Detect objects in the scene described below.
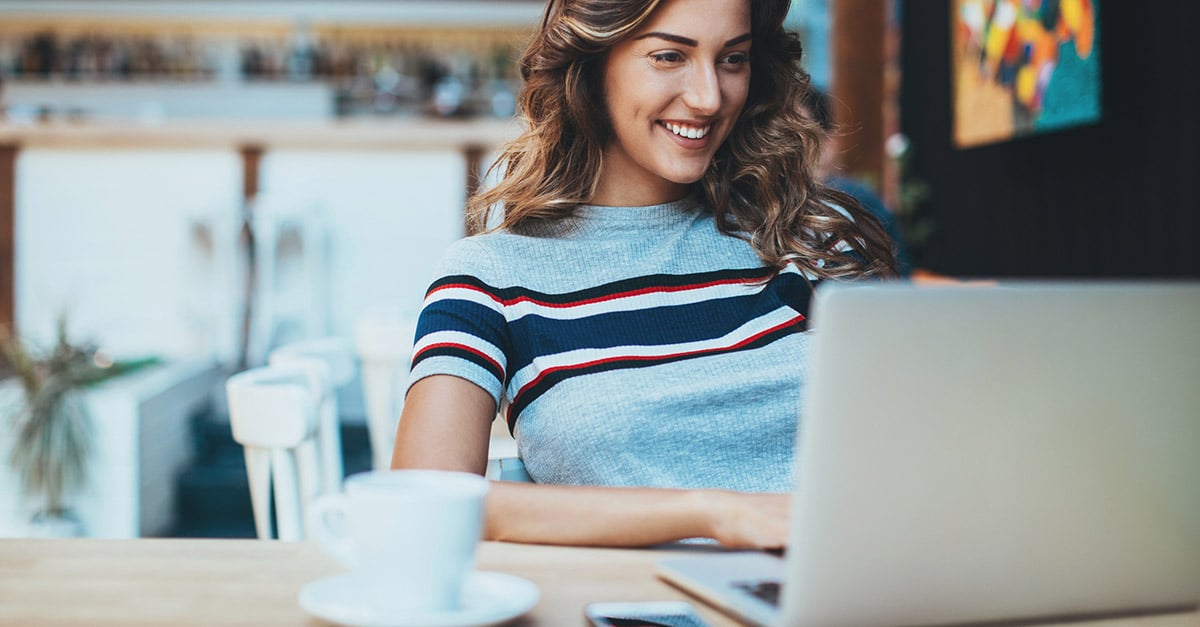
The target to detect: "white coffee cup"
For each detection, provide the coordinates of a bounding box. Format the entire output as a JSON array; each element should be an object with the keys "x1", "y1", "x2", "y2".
[{"x1": 307, "y1": 469, "x2": 489, "y2": 613}]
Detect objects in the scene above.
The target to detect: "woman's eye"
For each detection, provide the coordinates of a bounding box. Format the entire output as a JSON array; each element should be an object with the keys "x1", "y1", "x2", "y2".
[
  {"x1": 650, "y1": 51, "x2": 685, "y2": 64},
  {"x1": 721, "y1": 52, "x2": 751, "y2": 66}
]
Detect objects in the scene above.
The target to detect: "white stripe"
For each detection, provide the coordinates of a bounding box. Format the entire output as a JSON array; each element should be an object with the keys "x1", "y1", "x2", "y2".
[
  {"x1": 507, "y1": 305, "x2": 802, "y2": 395},
  {"x1": 424, "y1": 286, "x2": 505, "y2": 312},
  {"x1": 428, "y1": 277, "x2": 777, "y2": 321},
  {"x1": 413, "y1": 330, "x2": 506, "y2": 369}
]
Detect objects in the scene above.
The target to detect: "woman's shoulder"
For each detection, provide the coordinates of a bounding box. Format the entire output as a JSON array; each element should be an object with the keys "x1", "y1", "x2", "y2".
[
  {"x1": 449, "y1": 227, "x2": 560, "y2": 260},
  {"x1": 431, "y1": 234, "x2": 503, "y2": 283},
  {"x1": 433, "y1": 227, "x2": 560, "y2": 286}
]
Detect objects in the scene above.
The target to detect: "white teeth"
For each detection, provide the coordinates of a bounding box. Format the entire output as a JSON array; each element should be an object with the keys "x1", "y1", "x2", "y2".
[{"x1": 665, "y1": 122, "x2": 710, "y2": 139}]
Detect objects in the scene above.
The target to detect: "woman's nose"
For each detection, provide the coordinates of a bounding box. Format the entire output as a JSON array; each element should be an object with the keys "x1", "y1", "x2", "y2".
[{"x1": 682, "y1": 63, "x2": 721, "y2": 115}]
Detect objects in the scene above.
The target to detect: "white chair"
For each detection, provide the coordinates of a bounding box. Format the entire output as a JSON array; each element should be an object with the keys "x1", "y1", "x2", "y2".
[
  {"x1": 485, "y1": 457, "x2": 533, "y2": 482},
  {"x1": 186, "y1": 205, "x2": 252, "y2": 369},
  {"x1": 268, "y1": 338, "x2": 354, "y2": 495},
  {"x1": 246, "y1": 194, "x2": 331, "y2": 367},
  {"x1": 188, "y1": 194, "x2": 330, "y2": 371},
  {"x1": 354, "y1": 313, "x2": 418, "y2": 470},
  {"x1": 226, "y1": 363, "x2": 328, "y2": 541}
]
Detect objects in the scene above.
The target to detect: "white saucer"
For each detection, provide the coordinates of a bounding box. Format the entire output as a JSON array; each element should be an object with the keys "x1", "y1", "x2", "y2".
[{"x1": 299, "y1": 570, "x2": 539, "y2": 627}]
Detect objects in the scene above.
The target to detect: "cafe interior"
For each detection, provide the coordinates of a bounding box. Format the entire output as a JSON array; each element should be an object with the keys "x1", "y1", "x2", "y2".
[{"x1": 0, "y1": 1, "x2": 1197, "y2": 626}]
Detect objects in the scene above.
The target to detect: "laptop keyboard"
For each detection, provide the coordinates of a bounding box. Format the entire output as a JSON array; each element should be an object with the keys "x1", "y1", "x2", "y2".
[{"x1": 732, "y1": 579, "x2": 782, "y2": 607}]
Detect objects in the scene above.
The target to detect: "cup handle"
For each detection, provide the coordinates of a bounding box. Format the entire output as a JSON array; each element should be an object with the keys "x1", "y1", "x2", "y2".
[{"x1": 306, "y1": 494, "x2": 355, "y2": 569}]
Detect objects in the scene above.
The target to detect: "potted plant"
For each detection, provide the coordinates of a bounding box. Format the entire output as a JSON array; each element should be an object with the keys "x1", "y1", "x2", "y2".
[{"x1": 1, "y1": 318, "x2": 156, "y2": 536}]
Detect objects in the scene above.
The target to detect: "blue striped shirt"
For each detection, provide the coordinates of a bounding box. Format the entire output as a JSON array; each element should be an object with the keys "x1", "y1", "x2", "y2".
[{"x1": 408, "y1": 197, "x2": 822, "y2": 491}]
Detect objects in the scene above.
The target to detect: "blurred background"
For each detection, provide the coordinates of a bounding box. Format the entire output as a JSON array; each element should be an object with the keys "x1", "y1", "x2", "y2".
[{"x1": 0, "y1": 1, "x2": 1195, "y2": 539}]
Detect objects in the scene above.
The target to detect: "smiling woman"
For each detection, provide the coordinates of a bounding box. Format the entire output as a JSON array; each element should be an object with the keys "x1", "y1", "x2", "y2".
[{"x1": 391, "y1": 0, "x2": 897, "y2": 549}]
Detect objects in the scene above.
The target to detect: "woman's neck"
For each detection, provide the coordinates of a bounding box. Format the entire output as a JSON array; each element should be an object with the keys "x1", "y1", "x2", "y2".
[{"x1": 590, "y1": 169, "x2": 692, "y2": 207}]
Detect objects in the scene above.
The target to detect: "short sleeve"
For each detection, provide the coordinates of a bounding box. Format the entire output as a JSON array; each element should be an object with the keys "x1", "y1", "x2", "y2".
[{"x1": 407, "y1": 238, "x2": 510, "y2": 407}]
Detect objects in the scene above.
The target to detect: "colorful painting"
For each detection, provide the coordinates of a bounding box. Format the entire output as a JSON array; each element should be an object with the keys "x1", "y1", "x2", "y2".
[{"x1": 952, "y1": 0, "x2": 1101, "y2": 148}]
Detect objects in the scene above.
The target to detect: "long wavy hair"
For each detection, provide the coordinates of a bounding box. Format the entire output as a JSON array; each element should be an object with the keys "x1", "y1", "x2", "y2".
[{"x1": 469, "y1": 0, "x2": 897, "y2": 278}]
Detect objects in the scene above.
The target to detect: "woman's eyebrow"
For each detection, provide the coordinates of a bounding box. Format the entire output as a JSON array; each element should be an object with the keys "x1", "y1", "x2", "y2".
[
  {"x1": 632, "y1": 32, "x2": 752, "y2": 47},
  {"x1": 724, "y1": 33, "x2": 752, "y2": 47}
]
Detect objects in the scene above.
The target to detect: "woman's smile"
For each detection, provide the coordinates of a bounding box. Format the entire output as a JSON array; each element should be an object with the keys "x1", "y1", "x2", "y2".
[
  {"x1": 659, "y1": 120, "x2": 713, "y2": 141},
  {"x1": 658, "y1": 119, "x2": 717, "y2": 151}
]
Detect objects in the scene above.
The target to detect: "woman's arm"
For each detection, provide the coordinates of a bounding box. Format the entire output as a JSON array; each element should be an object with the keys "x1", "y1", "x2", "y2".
[{"x1": 391, "y1": 375, "x2": 790, "y2": 548}]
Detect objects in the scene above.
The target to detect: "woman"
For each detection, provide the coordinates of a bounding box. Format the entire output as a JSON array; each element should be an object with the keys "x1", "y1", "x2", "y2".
[{"x1": 392, "y1": 0, "x2": 896, "y2": 548}]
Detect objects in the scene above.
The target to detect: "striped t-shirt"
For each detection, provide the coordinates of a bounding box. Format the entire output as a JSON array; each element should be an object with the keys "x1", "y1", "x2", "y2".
[{"x1": 408, "y1": 197, "x2": 822, "y2": 492}]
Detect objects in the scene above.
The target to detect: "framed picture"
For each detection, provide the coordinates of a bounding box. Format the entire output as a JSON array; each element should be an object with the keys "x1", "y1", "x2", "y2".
[{"x1": 952, "y1": 0, "x2": 1101, "y2": 148}]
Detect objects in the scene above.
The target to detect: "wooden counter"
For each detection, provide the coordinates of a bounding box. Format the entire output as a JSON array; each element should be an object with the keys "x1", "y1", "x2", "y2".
[{"x1": 1, "y1": 538, "x2": 1197, "y2": 626}]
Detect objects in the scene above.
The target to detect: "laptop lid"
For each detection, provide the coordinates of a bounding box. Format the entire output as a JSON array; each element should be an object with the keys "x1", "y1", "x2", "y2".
[{"x1": 781, "y1": 282, "x2": 1200, "y2": 626}]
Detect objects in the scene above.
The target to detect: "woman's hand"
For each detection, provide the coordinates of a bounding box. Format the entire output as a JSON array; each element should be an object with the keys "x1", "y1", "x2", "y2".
[{"x1": 698, "y1": 490, "x2": 791, "y2": 549}]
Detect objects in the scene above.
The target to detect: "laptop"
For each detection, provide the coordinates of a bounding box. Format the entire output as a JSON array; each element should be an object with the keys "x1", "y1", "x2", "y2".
[{"x1": 658, "y1": 282, "x2": 1200, "y2": 627}]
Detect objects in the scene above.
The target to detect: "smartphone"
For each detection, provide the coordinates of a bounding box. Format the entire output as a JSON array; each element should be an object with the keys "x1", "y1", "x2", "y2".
[{"x1": 584, "y1": 601, "x2": 713, "y2": 627}]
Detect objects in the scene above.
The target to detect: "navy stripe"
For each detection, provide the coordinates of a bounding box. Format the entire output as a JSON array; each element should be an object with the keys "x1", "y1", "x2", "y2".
[
  {"x1": 504, "y1": 320, "x2": 804, "y2": 431},
  {"x1": 426, "y1": 267, "x2": 777, "y2": 304},
  {"x1": 411, "y1": 346, "x2": 505, "y2": 385},
  {"x1": 415, "y1": 300, "x2": 512, "y2": 358},
  {"x1": 504, "y1": 273, "x2": 817, "y2": 374}
]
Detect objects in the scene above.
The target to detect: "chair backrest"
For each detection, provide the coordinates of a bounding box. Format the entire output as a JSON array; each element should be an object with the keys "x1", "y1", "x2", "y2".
[
  {"x1": 269, "y1": 337, "x2": 355, "y2": 387},
  {"x1": 269, "y1": 338, "x2": 354, "y2": 493},
  {"x1": 225, "y1": 364, "x2": 325, "y2": 541},
  {"x1": 485, "y1": 457, "x2": 533, "y2": 483},
  {"x1": 245, "y1": 195, "x2": 331, "y2": 367},
  {"x1": 354, "y1": 314, "x2": 418, "y2": 470}
]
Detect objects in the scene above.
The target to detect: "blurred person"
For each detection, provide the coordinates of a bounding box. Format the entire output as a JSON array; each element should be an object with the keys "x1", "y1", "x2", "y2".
[
  {"x1": 803, "y1": 87, "x2": 913, "y2": 275},
  {"x1": 392, "y1": 0, "x2": 896, "y2": 548}
]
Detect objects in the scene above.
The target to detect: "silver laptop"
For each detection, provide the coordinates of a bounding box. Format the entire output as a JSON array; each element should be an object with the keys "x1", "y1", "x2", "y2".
[{"x1": 658, "y1": 282, "x2": 1200, "y2": 627}]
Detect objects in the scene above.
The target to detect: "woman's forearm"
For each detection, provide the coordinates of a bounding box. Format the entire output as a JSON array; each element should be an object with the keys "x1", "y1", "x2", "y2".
[
  {"x1": 484, "y1": 481, "x2": 711, "y2": 546},
  {"x1": 484, "y1": 481, "x2": 789, "y2": 548}
]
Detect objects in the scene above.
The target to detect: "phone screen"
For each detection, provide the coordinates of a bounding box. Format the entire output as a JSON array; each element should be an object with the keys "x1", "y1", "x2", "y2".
[
  {"x1": 585, "y1": 602, "x2": 712, "y2": 627},
  {"x1": 595, "y1": 614, "x2": 700, "y2": 624},
  {"x1": 591, "y1": 618, "x2": 704, "y2": 627}
]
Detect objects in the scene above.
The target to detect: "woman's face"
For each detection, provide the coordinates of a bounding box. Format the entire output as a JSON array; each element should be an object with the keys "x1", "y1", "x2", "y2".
[{"x1": 594, "y1": 0, "x2": 752, "y2": 206}]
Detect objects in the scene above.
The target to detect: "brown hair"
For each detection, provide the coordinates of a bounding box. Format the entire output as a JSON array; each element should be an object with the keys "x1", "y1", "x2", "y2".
[{"x1": 469, "y1": 0, "x2": 897, "y2": 278}]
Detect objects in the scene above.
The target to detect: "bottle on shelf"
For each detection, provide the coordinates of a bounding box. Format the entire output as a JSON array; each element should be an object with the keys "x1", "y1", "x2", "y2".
[{"x1": 1, "y1": 26, "x2": 525, "y2": 119}]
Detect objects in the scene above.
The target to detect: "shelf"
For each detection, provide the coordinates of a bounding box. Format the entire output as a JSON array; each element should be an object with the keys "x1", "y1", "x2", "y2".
[
  {"x1": 0, "y1": 1, "x2": 545, "y2": 30},
  {"x1": 0, "y1": 116, "x2": 524, "y2": 150}
]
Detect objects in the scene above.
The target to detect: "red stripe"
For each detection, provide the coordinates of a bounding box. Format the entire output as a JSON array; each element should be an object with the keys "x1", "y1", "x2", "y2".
[
  {"x1": 414, "y1": 342, "x2": 503, "y2": 375},
  {"x1": 427, "y1": 283, "x2": 507, "y2": 306},
  {"x1": 427, "y1": 276, "x2": 768, "y2": 310},
  {"x1": 512, "y1": 315, "x2": 805, "y2": 400}
]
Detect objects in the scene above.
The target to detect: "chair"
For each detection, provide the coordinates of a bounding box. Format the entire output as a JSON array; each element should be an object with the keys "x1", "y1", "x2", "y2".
[
  {"x1": 187, "y1": 207, "x2": 246, "y2": 368},
  {"x1": 225, "y1": 363, "x2": 327, "y2": 540},
  {"x1": 187, "y1": 194, "x2": 330, "y2": 371},
  {"x1": 268, "y1": 338, "x2": 354, "y2": 495},
  {"x1": 354, "y1": 313, "x2": 418, "y2": 470},
  {"x1": 246, "y1": 194, "x2": 331, "y2": 367},
  {"x1": 486, "y1": 457, "x2": 533, "y2": 482}
]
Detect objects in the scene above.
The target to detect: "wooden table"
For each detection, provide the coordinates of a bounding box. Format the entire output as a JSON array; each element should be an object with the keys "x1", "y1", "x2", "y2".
[{"x1": 0, "y1": 539, "x2": 1196, "y2": 626}]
